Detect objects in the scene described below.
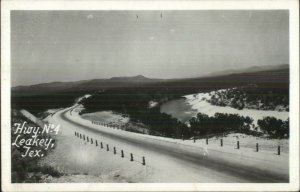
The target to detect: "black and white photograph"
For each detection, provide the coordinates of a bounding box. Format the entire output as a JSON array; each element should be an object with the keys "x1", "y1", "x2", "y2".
[{"x1": 1, "y1": 0, "x2": 299, "y2": 191}]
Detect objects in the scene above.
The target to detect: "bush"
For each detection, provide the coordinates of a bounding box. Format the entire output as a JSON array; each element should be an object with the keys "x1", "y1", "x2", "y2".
[
  {"x1": 257, "y1": 117, "x2": 289, "y2": 138},
  {"x1": 207, "y1": 84, "x2": 289, "y2": 111},
  {"x1": 189, "y1": 112, "x2": 253, "y2": 136}
]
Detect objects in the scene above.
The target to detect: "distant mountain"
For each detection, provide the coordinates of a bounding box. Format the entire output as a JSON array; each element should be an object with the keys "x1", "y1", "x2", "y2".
[
  {"x1": 12, "y1": 80, "x2": 90, "y2": 95},
  {"x1": 192, "y1": 64, "x2": 289, "y2": 78},
  {"x1": 12, "y1": 64, "x2": 289, "y2": 96},
  {"x1": 11, "y1": 75, "x2": 164, "y2": 96},
  {"x1": 64, "y1": 75, "x2": 164, "y2": 93},
  {"x1": 109, "y1": 75, "x2": 162, "y2": 82},
  {"x1": 12, "y1": 67, "x2": 289, "y2": 115}
]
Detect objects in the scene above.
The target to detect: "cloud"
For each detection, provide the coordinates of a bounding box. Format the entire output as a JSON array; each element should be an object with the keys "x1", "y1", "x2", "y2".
[{"x1": 86, "y1": 14, "x2": 94, "y2": 19}]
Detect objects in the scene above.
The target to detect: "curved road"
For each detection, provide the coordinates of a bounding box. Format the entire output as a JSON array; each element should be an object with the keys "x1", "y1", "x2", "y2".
[{"x1": 51, "y1": 105, "x2": 289, "y2": 183}]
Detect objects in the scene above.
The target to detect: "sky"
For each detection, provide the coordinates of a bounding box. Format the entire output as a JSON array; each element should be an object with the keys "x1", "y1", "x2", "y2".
[{"x1": 11, "y1": 10, "x2": 289, "y2": 86}]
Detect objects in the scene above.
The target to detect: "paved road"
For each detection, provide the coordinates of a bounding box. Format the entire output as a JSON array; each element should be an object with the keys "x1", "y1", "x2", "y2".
[{"x1": 53, "y1": 106, "x2": 289, "y2": 183}]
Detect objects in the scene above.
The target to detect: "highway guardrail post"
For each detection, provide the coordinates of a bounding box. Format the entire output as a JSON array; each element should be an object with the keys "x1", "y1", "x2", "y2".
[
  {"x1": 75, "y1": 131, "x2": 76, "y2": 136},
  {"x1": 87, "y1": 137, "x2": 89, "y2": 142},
  {"x1": 142, "y1": 156, "x2": 146, "y2": 166},
  {"x1": 256, "y1": 143, "x2": 259, "y2": 152},
  {"x1": 220, "y1": 139, "x2": 223, "y2": 147},
  {"x1": 278, "y1": 146, "x2": 280, "y2": 155},
  {"x1": 96, "y1": 140, "x2": 98, "y2": 146},
  {"x1": 80, "y1": 134, "x2": 82, "y2": 139},
  {"x1": 91, "y1": 138, "x2": 93, "y2": 144},
  {"x1": 130, "y1": 153, "x2": 134, "y2": 161},
  {"x1": 114, "y1": 147, "x2": 116, "y2": 154},
  {"x1": 101, "y1": 142, "x2": 103, "y2": 149},
  {"x1": 83, "y1": 135, "x2": 85, "y2": 141},
  {"x1": 206, "y1": 138, "x2": 208, "y2": 145},
  {"x1": 121, "y1": 150, "x2": 124, "y2": 158},
  {"x1": 237, "y1": 141, "x2": 240, "y2": 149},
  {"x1": 107, "y1": 144, "x2": 109, "y2": 151}
]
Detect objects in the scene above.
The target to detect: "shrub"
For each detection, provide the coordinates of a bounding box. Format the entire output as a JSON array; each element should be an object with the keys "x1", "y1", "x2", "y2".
[
  {"x1": 257, "y1": 117, "x2": 289, "y2": 138},
  {"x1": 189, "y1": 112, "x2": 253, "y2": 136}
]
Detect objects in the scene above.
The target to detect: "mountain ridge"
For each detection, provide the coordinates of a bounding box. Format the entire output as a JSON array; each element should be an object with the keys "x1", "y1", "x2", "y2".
[{"x1": 12, "y1": 64, "x2": 289, "y2": 96}]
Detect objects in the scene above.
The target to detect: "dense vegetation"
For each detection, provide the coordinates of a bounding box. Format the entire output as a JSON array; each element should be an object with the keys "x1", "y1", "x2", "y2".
[
  {"x1": 80, "y1": 87, "x2": 189, "y2": 138},
  {"x1": 207, "y1": 85, "x2": 289, "y2": 111},
  {"x1": 11, "y1": 110, "x2": 62, "y2": 182},
  {"x1": 258, "y1": 117, "x2": 289, "y2": 138},
  {"x1": 189, "y1": 113, "x2": 255, "y2": 137},
  {"x1": 81, "y1": 88, "x2": 289, "y2": 139},
  {"x1": 189, "y1": 113, "x2": 289, "y2": 138},
  {"x1": 11, "y1": 91, "x2": 89, "y2": 116}
]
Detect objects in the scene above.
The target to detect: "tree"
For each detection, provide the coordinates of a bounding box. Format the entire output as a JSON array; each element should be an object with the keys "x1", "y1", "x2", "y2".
[{"x1": 257, "y1": 116, "x2": 288, "y2": 138}]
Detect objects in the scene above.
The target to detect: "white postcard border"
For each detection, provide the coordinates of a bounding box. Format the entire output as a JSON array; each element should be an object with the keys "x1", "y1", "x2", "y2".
[{"x1": 1, "y1": 0, "x2": 299, "y2": 191}]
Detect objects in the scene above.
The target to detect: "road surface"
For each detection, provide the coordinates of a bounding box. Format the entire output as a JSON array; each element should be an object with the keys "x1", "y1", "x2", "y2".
[{"x1": 48, "y1": 105, "x2": 289, "y2": 183}]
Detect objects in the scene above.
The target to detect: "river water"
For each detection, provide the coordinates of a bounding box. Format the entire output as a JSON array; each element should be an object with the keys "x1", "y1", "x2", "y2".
[{"x1": 160, "y1": 98, "x2": 197, "y2": 123}]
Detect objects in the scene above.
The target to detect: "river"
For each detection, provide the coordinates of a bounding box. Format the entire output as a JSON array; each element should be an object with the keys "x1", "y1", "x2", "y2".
[{"x1": 160, "y1": 98, "x2": 197, "y2": 123}]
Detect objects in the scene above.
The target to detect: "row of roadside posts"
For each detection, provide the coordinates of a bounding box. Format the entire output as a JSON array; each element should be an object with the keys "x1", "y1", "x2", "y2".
[
  {"x1": 91, "y1": 121, "x2": 121, "y2": 129},
  {"x1": 189, "y1": 136, "x2": 281, "y2": 155},
  {"x1": 74, "y1": 131, "x2": 146, "y2": 165},
  {"x1": 92, "y1": 120, "x2": 282, "y2": 156}
]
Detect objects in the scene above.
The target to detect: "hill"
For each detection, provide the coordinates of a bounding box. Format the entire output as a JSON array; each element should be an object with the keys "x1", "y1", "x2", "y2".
[
  {"x1": 12, "y1": 75, "x2": 164, "y2": 96},
  {"x1": 191, "y1": 64, "x2": 289, "y2": 78},
  {"x1": 11, "y1": 65, "x2": 289, "y2": 116}
]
